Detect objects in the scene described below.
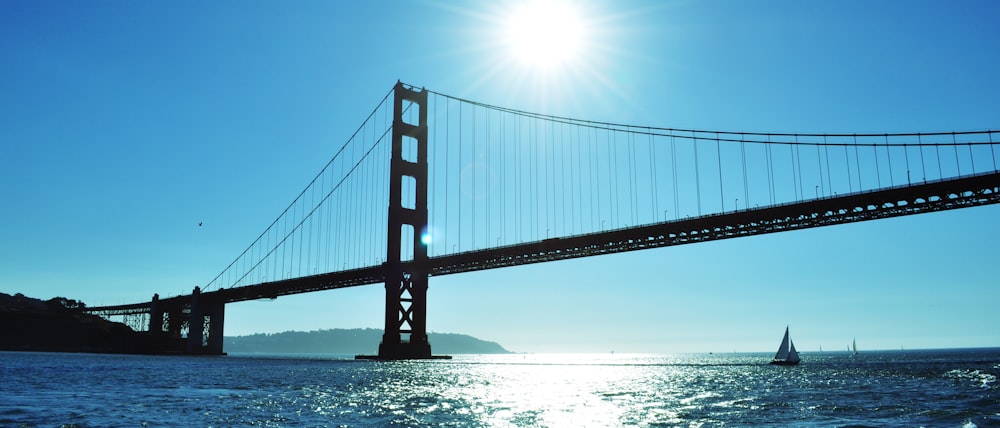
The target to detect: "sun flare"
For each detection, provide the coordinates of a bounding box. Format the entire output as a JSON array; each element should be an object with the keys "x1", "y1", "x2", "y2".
[{"x1": 504, "y1": 0, "x2": 586, "y2": 71}]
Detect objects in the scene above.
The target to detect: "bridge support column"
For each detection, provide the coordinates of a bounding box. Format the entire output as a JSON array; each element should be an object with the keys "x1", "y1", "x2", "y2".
[
  {"x1": 357, "y1": 82, "x2": 448, "y2": 360},
  {"x1": 148, "y1": 293, "x2": 163, "y2": 334},
  {"x1": 166, "y1": 307, "x2": 183, "y2": 339},
  {"x1": 187, "y1": 287, "x2": 204, "y2": 354},
  {"x1": 185, "y1": 286, "x2": 226, "y2": 355},
  {"x1": 206, "y1": 302, "x2": 225, "y2": 355},
  {"x1": 144, "y1": 293, "x2": 168, "y2": 353},
  {"x1": 151, "y1": 303, "x2": 187, "y2": 354}
]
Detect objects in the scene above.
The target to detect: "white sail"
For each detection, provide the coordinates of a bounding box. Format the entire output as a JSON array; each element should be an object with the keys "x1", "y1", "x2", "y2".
[
  {"x1": 787, "y1": 340, "x2": 800, "y2": 363},
  {"x1": 773, "y1": 326, "x2": 791, "y2": 360}
]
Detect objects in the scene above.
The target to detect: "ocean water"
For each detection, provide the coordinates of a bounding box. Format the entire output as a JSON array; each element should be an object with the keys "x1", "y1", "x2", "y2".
[{"x1": 1, "y1": 349, "x2": 997, "y2": 427}]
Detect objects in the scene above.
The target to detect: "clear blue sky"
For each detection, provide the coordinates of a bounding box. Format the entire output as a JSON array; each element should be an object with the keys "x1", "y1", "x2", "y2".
[{"x1": 2, "y1": 1, "x2": 998, "y2": 353}]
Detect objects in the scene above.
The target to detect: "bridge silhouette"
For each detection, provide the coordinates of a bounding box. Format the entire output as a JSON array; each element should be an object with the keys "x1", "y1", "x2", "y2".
[{"x1": 86, "y1": 82, "x2": 1000, "y2": 358}]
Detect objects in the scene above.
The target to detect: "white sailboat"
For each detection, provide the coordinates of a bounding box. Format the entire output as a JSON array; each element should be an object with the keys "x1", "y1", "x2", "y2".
[
  {"x1": 852, "y1": 338, "x2": 857, "y2": 356},
  {"x1": 770, "y1": 326, "x2": 801, "y2": 366}
]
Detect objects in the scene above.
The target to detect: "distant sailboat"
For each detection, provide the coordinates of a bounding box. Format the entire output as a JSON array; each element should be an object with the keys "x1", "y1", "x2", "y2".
[
  {"x1": 770, "y1": 326, "x2": 801, "y2": 366},
  {"x1": 852, "y1": 338, "x2": 858, "y2": 356}
]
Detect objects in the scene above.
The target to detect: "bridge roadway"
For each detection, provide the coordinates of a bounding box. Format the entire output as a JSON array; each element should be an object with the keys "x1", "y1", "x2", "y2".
[{"x1": 88, "y1": 170, "x2": 1000, "y2": 317}]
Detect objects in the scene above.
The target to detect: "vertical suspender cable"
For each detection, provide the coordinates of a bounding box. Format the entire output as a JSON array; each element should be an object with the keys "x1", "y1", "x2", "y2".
[
  {"x1": 589, "y1": 125, "x2": 596, "y2": 231},
  {"x1": 472, "y1": 104, "x2": 476, "y2": 248},
  {"x1": 513, "y1": 114, "x2": 519, "y2": 241},
  {"x1": 514, "y1": 115, "x2": 525, "y2": 242},
  {"x1": 796, "y1": 138, "x2": 804, "y2": 198},
  {"x1": 557, "y1": 121, "x2": 563, "y2": 235},
  {"x1": 845, "y1": 140, "x2": 853, "y2": 191},
  {"x1": 816, "y1": 140, "x2": 823, "y2": 197},
  {"x1": 445, "y1": 98, "x2": 450, "y2": 252},
  {"x1": 361, "y1": 119, "x2": 368, "y2": 264},
  {"x1": 935, "y1": 134, "x2": 943, "y2": 181},
  {"x1": 606, "y1": 128, "x2": 612, "y2": 226},
  {"x1": 873, "y1": 137, "x2": 882, "y2": 189},
  {"x1": 990, "y1": 131, "x2": 997, "y2": 172},
  {"x1": 694, "y1": 132, "x2": 702, "y2": 215},
  {"x1": 551, "y1": 119, "x2": 557, "y2": 235},
  {"x1": 431, "y1": 95, "x2": 437, "y2": 255},
  {"x1": 741, "y1": 134, "x2": 749, "y2": 209},
  {"x1": 795, "y1": 136, "x2": 803, "y2": 198},
  {"x1": 363, "y1": 118, "x2": 369, "y2": 262},
  {"x1": 885, "y1": 135, "x2": 894, "y2": 187},
  {"x1": 534, "y1": 115, "x2": 540, "y2": 238},
  {"x1": 918, "y1": 134, "x2": 927, "y2": 183},
  {"x1": 854, "y1": 135, "x2": 862, "y2": 191},
  {"x1": 563, "y1": 122, "x2": 570, "y2": 234},
  {"x1": 315, "y1": 153, "x2": 323, "y2": 269},
  {"x1": 790, "y1": 136, "x2": 799, "y2": 200},
  {"x1": 716, "y1": 132, "x2": 724, "y2": 211},
  {"x1": 500, "y1": 110, "x2": 506, "y2": 245},
  {"x1": 262, "y1": 198, "x2": 269, "y2": 281},
  {"x1": 486, "y1": 106, "x2": 492, "y2": 245},
  {"x1": 544, "y1": 118, "x2": 551, "y2": 236},
  {"x1": 767, "y1": 135, "x2": 775, "y2": 203},
  {"x1": 291, "y1": 194, "x2": 297, "y2": 275},
  {"x1": 325, "y1": 167, "x2": 332, "y2": 272},
  {"x1": 672, "y1": 134, "x2": 678, "y2": 219},
  {"x1": 343, "y1": 136, "x2": 356, "y2": 269},
  {"x1": 952, "y1": 133, "x2": 961, "y2": 176},
  {"x1": 330, "y1": 144, "x2": 343, "y2": 272},
  {"x1": 824, "y1": 137, "x2": 832, "y2": 194},
  {"x1": 578, "y1": 124, "x2": 584, "y2": 232},
  {"x1": 353, "y1": 128, "x2": 361, "y2": 265},
  {"x1": 459, "y1": 102, "x2": 463, "y2": 250},
  {"x1": 307, "y1": 170, "x2": 314, "y2": 273},
  {"x1": 967, "y1": 133, "x2": 976, "y2": 174},
  {"x1": 556, "y1": 121, "x2": 562, "y2": 235},
  {"x1": 361, "y1": 123, "x2": 368, "y2": 264},
  {"x1": 904, "y1": 141, "x2": 911, "y2": 185},
  {"x1": 608, "y1": 129, "x2": 614, "y2": 226},
  {"x1": 281, "y1": 203, "x2": 288, "y2": 277},
  {"x1": 373, "y1": 118, "x2": 380, "y2": 261},
  {"x1": 650, "y1": 129, "x2": 658, "y2": 221},
  {"x1": 630, "y1": 129, "x2": 638, "y2": 224}
]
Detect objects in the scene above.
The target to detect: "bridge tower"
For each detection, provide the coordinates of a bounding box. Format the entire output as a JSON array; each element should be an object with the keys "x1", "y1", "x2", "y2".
[{"x1": 359, "y1": 82, "x2": 447, "y2": 360}]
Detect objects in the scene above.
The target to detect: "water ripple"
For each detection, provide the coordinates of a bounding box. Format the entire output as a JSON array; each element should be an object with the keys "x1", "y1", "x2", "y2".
[{"x1": 2, "y1": 349, "x2": 998, "y2": 426}]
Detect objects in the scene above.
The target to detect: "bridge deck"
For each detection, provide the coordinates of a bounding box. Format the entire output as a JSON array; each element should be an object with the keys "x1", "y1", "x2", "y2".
[{"x1": 87, "y1": 171, "x2": 999, "y2": 316}]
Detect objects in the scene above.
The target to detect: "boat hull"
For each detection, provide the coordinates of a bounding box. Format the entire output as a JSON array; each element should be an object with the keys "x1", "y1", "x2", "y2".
[{"x1": 769, "y1": 359, "x2": 800, "y2": 366}]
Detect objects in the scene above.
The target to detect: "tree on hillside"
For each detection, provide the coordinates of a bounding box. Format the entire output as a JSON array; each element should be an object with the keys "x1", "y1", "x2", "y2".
[{"x1": 47, "y1": 297, "x2": 86, "y2": 311}]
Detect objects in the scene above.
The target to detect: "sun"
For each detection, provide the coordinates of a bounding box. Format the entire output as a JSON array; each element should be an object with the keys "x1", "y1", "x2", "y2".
[{"x1": 503, "y1": 0, "x2": 586, "y2": 71}]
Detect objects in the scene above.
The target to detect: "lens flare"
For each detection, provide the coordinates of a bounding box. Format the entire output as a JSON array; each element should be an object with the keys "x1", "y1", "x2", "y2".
[{"x1": 504, "y1": 0, "x2": 585, "y2": 70}]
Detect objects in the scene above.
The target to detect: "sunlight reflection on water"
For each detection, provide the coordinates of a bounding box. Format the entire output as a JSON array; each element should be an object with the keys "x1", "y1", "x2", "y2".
[{"x1": 1, "y1": 350, "x2": 998, "y2": 426}]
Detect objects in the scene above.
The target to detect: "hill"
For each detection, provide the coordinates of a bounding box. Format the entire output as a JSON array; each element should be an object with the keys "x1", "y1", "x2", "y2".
[
  {"x1": 0, "y1": 292, "x2": 141, "y2": 353},
  {"x1": 225, "y1": 328, "x2": 512, "y2": 355}
]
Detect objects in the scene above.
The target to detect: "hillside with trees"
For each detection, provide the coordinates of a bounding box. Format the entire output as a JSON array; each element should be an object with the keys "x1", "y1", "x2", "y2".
[
  {"x1": 226, "y1": 328, "x2": 512, "y2": 355},
  {"x1": 0, "y1": 292, "x2": 140, "y2": 353}
]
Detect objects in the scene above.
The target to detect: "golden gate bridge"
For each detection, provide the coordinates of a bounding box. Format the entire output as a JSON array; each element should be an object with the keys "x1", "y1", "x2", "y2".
[{"x1": 86, "y1": 82, "x2": 1000, "y2": 358}]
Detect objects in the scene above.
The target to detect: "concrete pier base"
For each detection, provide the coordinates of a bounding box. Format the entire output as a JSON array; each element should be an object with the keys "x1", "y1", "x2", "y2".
[{"x1": 355, "y1": 338, "x2": 451, "y2": 360}]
